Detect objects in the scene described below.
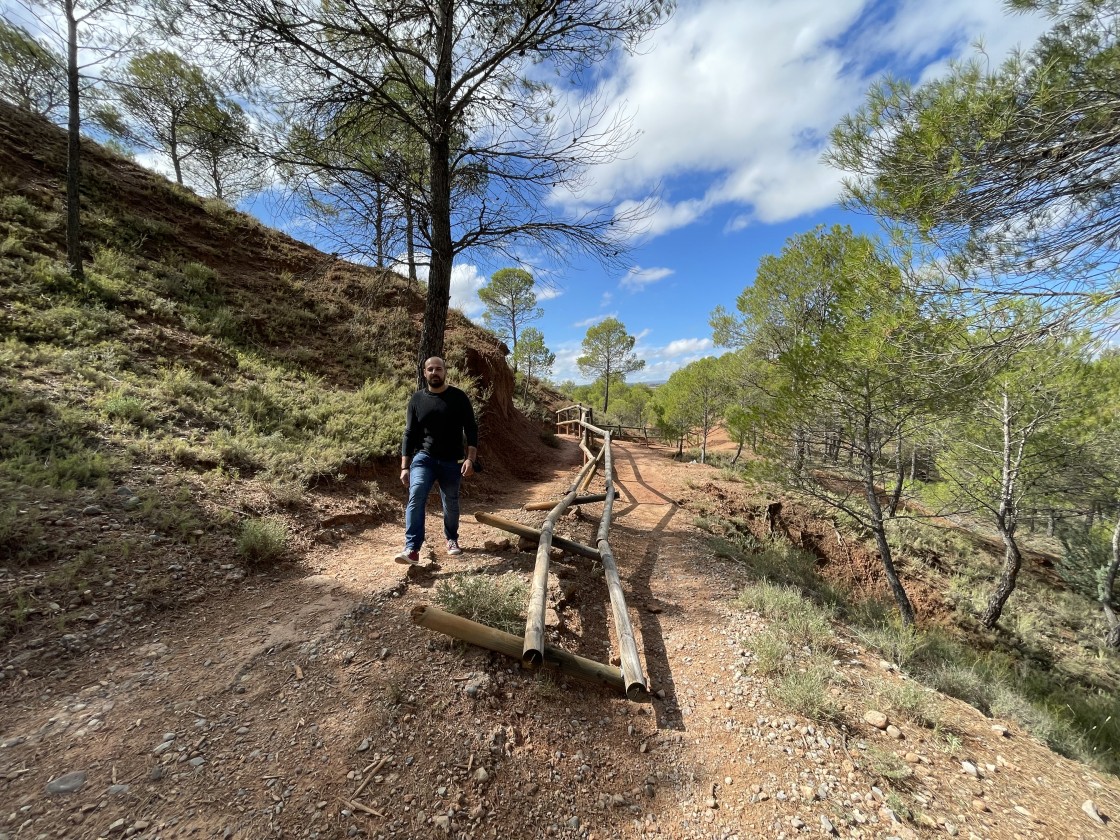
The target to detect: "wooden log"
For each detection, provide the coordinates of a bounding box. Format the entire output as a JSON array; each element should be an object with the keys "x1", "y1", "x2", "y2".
[
  {"x1": 473, "y1": 512, "x2": 601, "y2": 561},
  {"x1": 411, "y1": 605, "x2": 625, "y2": 692},
  {"x1": 523, "y1": 494, "x2": 606, "y2": 511},
  {"x1": 596, "y1": 434, "x2": 648, "y2": 701},
  {"x1": 524, "y1": 487, "x2": 578, "y2": 668}
]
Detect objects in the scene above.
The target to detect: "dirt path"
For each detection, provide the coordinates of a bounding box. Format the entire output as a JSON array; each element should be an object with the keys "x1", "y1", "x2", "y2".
[{"x1": 1, "y1": 440, "x2": 1118, "y2": 839}]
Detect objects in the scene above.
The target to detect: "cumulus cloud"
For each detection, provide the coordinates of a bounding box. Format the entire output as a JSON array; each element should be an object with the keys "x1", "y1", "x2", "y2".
[
  {"x1": 536, "y1": 285, "x2": 563, "y2": 301},
  {"x1": 573, "y1": 312, "x2": 617, "y2": 328},
  {"x1": 563, "y1": 0, "x2": 1048, "y2": 239},
  {"x1": 449, "y1": 264, "x2": 488, "y2": 318},
  {"x1": 620, "y1": 265, "x2": 674, "y2": 291}
]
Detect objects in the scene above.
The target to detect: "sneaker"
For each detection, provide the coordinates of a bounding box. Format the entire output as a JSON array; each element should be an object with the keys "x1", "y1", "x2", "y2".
[
  {"x1": 446, "y1": 539, "x2": 463, "y2": 556},
  {"x1": 393, "y1": 549, "x2": 420, "y2": 565}
]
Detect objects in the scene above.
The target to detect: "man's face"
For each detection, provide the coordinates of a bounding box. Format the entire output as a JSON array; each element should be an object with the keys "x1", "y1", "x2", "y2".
[{"x1": 424, "y1": 358, "x2": 446, "y2": 389}]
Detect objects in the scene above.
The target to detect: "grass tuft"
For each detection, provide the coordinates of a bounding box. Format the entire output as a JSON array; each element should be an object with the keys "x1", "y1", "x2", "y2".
[
  {"x1": 434, "y1": 573, "x2": 528, "y2": 636},
  {"x1": 237, "y1": 517, "x2": 288, "y2": 563}
]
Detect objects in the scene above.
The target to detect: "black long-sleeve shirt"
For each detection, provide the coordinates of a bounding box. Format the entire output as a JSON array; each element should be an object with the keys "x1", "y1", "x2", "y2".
[{"x1": 401, "y1": 386, "x2": 479, "y2": 461}]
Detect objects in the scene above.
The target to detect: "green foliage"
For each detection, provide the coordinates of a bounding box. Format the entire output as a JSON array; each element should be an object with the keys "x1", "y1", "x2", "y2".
[
  {"x1": 512, "y1": 326, "x2": 554, "y2": 393},
  {"x1": 577, "y1": 317, "x2": 645, "y2": 412},
  {"x1": 479, "y1": 267, "x2": 542, "y2": 370},
  {"x1": 654, "y1": 354, "x2": 731, "y2": 462},
  {"x1": 434, "y1": 573, "x2": 528, "y2": 635},
  {"x1": 0, "y1": 19, "x2": 65, "y2": 119},
  {"x1": 772, "y1": 665, "x2": 838, "y2": 722},
  {"x1": 237, "y1": 517, "x2": 288, "y2": 563}
]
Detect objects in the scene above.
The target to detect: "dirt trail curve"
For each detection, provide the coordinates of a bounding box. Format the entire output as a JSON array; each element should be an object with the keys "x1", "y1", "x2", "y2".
[{"x1": 1, "y1": 439, "x2": 1117, "y2": 840}]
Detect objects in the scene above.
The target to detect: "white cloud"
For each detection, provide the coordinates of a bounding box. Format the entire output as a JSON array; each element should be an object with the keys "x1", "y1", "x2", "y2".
[
  {"x1": 600, "y1": 291, "x2": 614, "y2": 306},
  {"x1": 536, "y1": 285, "x2": 563, "y2": 301},
  {"x1": 449, "y1": 263, "x2": 488, "y2": 318},
  {"x1": 662, "y1": 337, "x2": 713, "y2": 357},
  {"x1": 573, "y1": 312, "x2": 617, "y2": 328},
  {"x1": 620, "y1": 265, "x2": 674, "y2": 291},
  {"x1": 560, "y1": 0, "x2": 1048, "y2": 239}
]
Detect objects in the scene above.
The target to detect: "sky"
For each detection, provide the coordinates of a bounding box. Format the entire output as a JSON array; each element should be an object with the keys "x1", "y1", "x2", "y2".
[
  {"x1": 3, "y1": 0, "x2": 1050, "y2": 384},
  {"x1": 439, "y1": 0, "x2": 1049, "y2": 384}
]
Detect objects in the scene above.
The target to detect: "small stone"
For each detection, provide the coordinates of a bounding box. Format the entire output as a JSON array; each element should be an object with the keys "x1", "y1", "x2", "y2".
[
  {"x1": 433, "y1": 815, "x2": 451, "y2": 833},
  {"x1": 961, "y1": 760, "x2": 979, "y2": 777},
  {"x1": 45, "y1": 771, "x2": 88, "y2": 794},
  {"x1": 820, "y1": 815, "x2": 836, "y2": 835},
  {"x1": 1014, "y1": 805, "x2": 1030, "y2": 817},
  {"x1": 863, "y1": 710, "x2": 888, "y2": 730},
  {"x1": 356, "y1": 738, "x2": 371, "y2": 753},
  {"x1": 705, "y1": 797, "x2": 718, "y2": 809},
  {"x1": 885, "y1": 725, "x2": 903, "y2": 739},
  {"x1": 473, "y1": 767, "x2": 490, "y2": 783},
  {"x1": 107, "y1": 784, "x2": 130, "y2": 796},
  {"x1": 971, "y1": 799, "x2": 989, "y2": 813},
  {"x1": 945, "y1": 823, "x2": 959, "y2": 836},
  {"x1": 567, "y1": 817, "x2": 580, "y2": 830},
  {"x1": 991, "y1": 724, "x2": 1009, "y2": 737},
  {"x1": 789, "y1": 816, "x2": 805, "y2": 830},
  {"x1": 148, "y1": 766, "x2": 164, "y2": 781},
  {"x1": 108, "y1": 818, "x2": 126, "y2": 832},
  {"x1": 82, "y1": 505, "x2": 103, "y2": 516},
  {"x1": 1082, "y1": 800, "x2": 1105, "y2": 824}
]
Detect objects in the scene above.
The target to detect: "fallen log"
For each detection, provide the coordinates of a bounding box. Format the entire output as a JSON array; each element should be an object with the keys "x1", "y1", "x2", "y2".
[
  {"x1": 523, "y1": 494, "x2": 607, "y2": 511},
  {"x1": 410, "y1": 607, "x2": 626, "y2": 693},
  {"x1": 474, "y1": 512, "x2": 600, "y2": 561}
]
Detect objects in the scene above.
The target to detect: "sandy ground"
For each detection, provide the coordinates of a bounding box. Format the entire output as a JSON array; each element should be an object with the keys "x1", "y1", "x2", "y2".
[{"x1": 1, "y1": 438, "x2": 1118, "y2": 840}]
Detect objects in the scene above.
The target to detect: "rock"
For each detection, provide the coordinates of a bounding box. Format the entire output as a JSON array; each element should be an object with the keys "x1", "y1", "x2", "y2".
[
  {"x1": 148, "y1": 766, "x2": 164, "y2": 781},
  {"x1": 107, "y1": 784, "x2": 130, "y2": 796},
  {"x1": 82, "y1": 505, "x2": 103, "y2": 516},
  {"x1": 517, "y1": 536, "x2": 536, "y2": 552},
  {"x1": 971, "y1": 798, "x2": 989, "y2": 813},
  {"x1": 483, "y1": 539, "x2": 511, "y2": 552},
  {"x1": 473, "y1": 767, "x2": 490, "y2": 783},
  {"x1": 886, "y1": 725, "x2": 903, "y2": 739},
  {"x1": 567, "y1": 816, "x2": 580, "y2": 830},
  {"x1": 991, "y1": 724, "x2": 1009, "y2": 737},
  {"x1": 433, "y1": 815, "x2": 451, "y2": 833},
  {"x1": 961, "y1": 761, "x2": 979, "y2": 778},
  {"x1": 45, "y1": 770, "x2": 88, "y2": 794},
  {"x1": 1082, "y1": 800, "x2": 1105, "y2": 824},
  {"x1": 820, "y1": 815, "x2": 836, "y2": 835},
  {"x1": 863, "y1": 710, "x2": 889, "y2": 730},
  {"x1": 356, "y1": 738, "x2": 371, "y2": 753},
  {"x1": 464, "y1": 672, "x2": 491, "y2": 698},
  {"x1": 1014, "y1": 805, "x2": 1031, "y2": 818},
  {"x1": 789, "y1": 816, "x2": 805, "y2": 830}
]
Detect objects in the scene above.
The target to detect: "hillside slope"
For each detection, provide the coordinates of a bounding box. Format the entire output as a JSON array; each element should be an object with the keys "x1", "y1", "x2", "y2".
[{"x1": 0, "y1": 100, "x2": 554, "y2": 665}]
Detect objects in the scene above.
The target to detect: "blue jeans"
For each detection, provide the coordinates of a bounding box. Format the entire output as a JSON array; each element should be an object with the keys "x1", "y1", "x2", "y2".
[{"x1": 404, "y1": 452, "x2": 462, "y2": 551}]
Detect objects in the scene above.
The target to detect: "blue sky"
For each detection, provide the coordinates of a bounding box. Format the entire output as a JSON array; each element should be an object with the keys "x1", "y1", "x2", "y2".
[
  {"x1": 438, "y1": 0, "x2": 1049, "y2": 383},
  {"x1": 5, "y1": 0, "x2": 1049, "y2": 383}
]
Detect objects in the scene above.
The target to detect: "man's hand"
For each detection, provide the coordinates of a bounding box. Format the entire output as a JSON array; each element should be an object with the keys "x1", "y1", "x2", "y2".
[
  {"x1": 461, "y1": 458, "x2": 475, "y2": 478},
  {"x1": 399, "y1": 468, "x2": 409, "y2": 487}
]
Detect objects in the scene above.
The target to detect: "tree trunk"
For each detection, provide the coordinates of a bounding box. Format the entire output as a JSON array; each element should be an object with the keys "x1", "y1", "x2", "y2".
[
  {"x1": 861, "y1": 417, "x2": 914, "y2": 627},
  {"x1": 1101, "y1": 510, "x2": 1120, "y2": 648},
  {"x1": 732, "y1": 440, "x2": 742, "y2": 464},
  {"x1": 886, "y1": 429, "x2": 904, "y2": 519},
  {"x1": 981, "y1": 528, "x2": 1024, "y2": 629},
  {"x1": 374, "y1": 179, "x2": 385, "y2": 268},
  {"x1": 1047, "y1": 510, "x2": 1055, "y2": 537},
  {"x1": 909, "y1": 446, "x2": 917, "y2": 481},
  {"x1": 405, "y1": 193, "x2": 417, "y2": 285},
  {"x1": 170, "y1": 128, "x2": 183, "y2": 185},
  {"x1": 65, "y1": 0, "x2": 83, "y2": 281},
  {"x1": 417, "y1": 0, "x2": 455, "y2": 385}
]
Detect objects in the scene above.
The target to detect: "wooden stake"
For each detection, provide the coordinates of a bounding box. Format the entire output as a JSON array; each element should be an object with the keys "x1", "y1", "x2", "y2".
[{"x1": 410, "y1": 606, "x2": 625, "y2": 693}]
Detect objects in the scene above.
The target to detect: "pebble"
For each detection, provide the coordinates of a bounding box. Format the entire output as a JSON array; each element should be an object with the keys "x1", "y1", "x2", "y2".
[
  {"x1": 45, "y1": 770, "x2": 87, "y2": 795},
  {"x1": 820, "y1": 815, "x2": 836, "y2": 835},
  {"x1": 433, "y1": 815, "x2": 450, "y2": 833},
  {"x1": 885, "y1": 725, "x2": 903, "y2": 739},
  {"x1": 863, "y1": 710, "x2": 888, "y2": 730},
  {"x1": 961, "y1": 761, "x2": 979, "y2": 778},
  {"x1": 357, "y1": 738, "x2": 371, "y2": 753},
  {"x1": 1082, "y1": 800, "x2": 1105, "y2": 824}
]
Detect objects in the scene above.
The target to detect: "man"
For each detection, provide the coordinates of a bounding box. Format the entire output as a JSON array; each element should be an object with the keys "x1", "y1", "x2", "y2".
[{"x1": 395, "y1": 357, "x2": 478, "y2": 564}]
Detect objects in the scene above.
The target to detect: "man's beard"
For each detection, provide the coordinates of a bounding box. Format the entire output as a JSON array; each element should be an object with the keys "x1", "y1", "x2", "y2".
[{"x1": 427, "y1": 375, "x2": 444, "y2": 388}]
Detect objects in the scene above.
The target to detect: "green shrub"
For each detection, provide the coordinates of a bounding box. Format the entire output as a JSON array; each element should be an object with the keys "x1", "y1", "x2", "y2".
[
  {"x1": 772, "y1": 664, "x2": 837, "y2": 722},
  {"x1": 237, "y1": 517, "x2": 288, "y2": 563},
  {"x1": 101, "y1": 391, "x2": 151, "y2": 426},
  {"x1": 434, "y1": 573, "x2": 528, "y2": 635}
]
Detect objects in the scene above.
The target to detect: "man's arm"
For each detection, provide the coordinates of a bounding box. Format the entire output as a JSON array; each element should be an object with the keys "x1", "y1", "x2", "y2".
[{"x1": 400, "y1": 394, "x2": 419, "y2": 485}]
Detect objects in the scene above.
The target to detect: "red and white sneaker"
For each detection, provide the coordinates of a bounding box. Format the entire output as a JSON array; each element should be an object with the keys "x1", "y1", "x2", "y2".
[
  {"x1": 393, "y1": 549, "x2": 420, "y2": 565},
  {"x1": 446, "y1": 539, "x2": 463, "y2": 556}
]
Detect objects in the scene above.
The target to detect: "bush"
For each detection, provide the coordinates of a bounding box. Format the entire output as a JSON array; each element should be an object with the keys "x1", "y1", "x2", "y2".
[
  {"x1": 434, "y1": 573, "x2": 527, "y2": 635},
  {"x1": 772, "y1": 664, "x2": 838, "y2": 722},
  {"x1": 237, "y1": 517, "x2": 288, "y2": 563}
]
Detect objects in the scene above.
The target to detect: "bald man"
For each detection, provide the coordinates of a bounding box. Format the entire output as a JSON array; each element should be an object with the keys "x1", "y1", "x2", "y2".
[{"x1": 395, "y1": 357, "x2": 479, "y2": 564}]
